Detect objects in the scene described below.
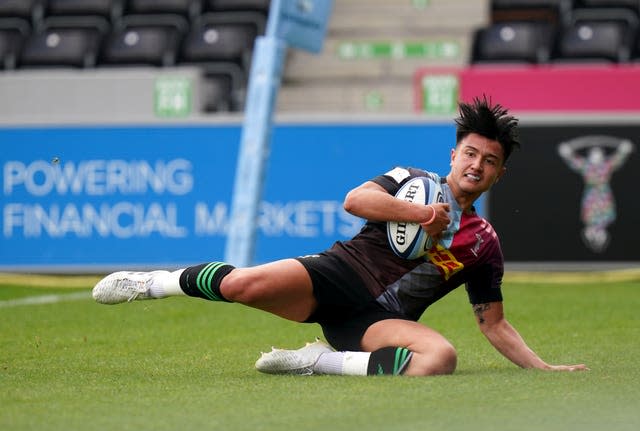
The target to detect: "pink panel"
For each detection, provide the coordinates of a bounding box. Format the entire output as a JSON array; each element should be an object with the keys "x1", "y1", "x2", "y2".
[{"x1": 415, "y1": 65, "x2": 640, "y2": 112}]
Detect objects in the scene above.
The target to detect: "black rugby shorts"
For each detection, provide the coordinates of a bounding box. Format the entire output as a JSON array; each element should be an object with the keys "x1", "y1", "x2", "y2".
[{"x1": 296, "y1": 252, "x2": 404, "y2": 351}]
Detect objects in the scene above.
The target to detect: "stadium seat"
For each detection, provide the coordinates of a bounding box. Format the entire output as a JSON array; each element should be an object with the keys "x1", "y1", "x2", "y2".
[
  {"x1": 201, "y1": 71, "x2": 235, "y2": 112},
  {"x1": 472, "y1": 21, "x2": 554, "y2": 63},
  {"x1": 180, "y1": 12, "x2": 264, "y2": 70},
  {"x1": 45, "y1": 0, "x2": 123, "y2": 21},
  {"x1": 635, "y1": 28, "x2": 640, "y2": 59},
  {"x1": 0, "y1": 18, "x2": 30, "y2": 69},
  {"x1": 491, "y1": 0, "x2": 573, "y2": 25},
  {"x1": 99, "y1": 14, "x2": 188, "y2": 66},
  {"x1": 179, "y1": 11, "x2": 259, "y2": 112},
  {"x1": 552, "y1": 8, "x2": 638, "y2": 62},
  {"x1": 0, "y1": 0, "x2": 44, "y2": 23},
  {"x1": 209, "y1": 62, "x2": 248, "y2": 111},
  {"x1": 19, "y1": 16, "x2": 108, "y2": 68},
  {"x1": 123, "y1": 0, "x2": 201, "y2": 18},
  {"x1": 575, "y1": 0, "x2": 640, "y2": 17},
  {"x1": 203, "y1": 0, "x2": 270, "y2": 14}
]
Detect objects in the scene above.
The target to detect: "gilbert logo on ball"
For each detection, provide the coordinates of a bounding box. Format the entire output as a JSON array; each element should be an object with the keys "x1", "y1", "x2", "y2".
[{"x1": 387, "y1": 177, "x2": 443, "y2": 259}]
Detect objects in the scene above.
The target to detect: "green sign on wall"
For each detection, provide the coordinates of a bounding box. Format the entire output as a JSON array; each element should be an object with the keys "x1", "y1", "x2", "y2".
[{"x1": 154, "y1": 77, "x2": 192, "y2": 118}]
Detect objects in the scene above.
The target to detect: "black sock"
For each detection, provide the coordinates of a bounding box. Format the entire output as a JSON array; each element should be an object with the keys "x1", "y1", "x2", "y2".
[
  {"x1": 179, "y1": 262, "x2": 234, "y2": 302},
  {"x1": 367, "y1": 347, "x2": 413, "y2": 375}
]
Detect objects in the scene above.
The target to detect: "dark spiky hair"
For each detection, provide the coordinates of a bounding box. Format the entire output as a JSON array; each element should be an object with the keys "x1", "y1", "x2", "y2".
[{"x1": 455, "y1": 95, "x2": 520, "y2": 162}]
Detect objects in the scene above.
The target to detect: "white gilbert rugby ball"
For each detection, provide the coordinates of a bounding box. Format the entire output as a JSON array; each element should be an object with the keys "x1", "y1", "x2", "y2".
[{"x1": 387, "y1": 177, "x2": 444, "y2": 259}]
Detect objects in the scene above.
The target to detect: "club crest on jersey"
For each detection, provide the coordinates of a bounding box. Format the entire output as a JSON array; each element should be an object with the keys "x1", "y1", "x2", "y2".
[
  {"x1": 427, "y1": 244, "x2": 464, "y2": 280},
  {"x1": 470, "y1": 233, "x2": 484, "y2": 257}
]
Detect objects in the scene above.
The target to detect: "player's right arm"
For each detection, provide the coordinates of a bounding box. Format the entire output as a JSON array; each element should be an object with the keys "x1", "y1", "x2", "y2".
[{"x1": 344, "y1": 180, "x2": 450, "y2": 232}]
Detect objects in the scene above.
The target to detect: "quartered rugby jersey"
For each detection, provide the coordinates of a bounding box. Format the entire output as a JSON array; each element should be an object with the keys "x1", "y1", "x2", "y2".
[{"x1": 328, "y1": 167, "x2": 504, "y2": 321}]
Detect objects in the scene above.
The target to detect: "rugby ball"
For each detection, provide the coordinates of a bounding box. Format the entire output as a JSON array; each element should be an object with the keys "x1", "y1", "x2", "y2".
[{"x1": 387, "y1": 177, "x2": 444, "y2": 259}]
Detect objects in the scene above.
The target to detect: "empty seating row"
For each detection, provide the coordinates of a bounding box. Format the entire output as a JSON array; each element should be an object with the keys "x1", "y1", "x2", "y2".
[
  {"x1": 1, "y1": 12, "x2": 264, "y2": 70},
  {"x1": 473, "y1": 3, "x2": 640, "y2": 63},
  {"x1": 492, "y1": 0, "x2": 640, "y2": 24},
  {"x1": 0, "y1": 2, "x2": 269, "y2": 112},
  {"x1": 0, "y1": 0, "x2": 270, "y2": 72},
  {"x1": 0, "y1": 0, "x2": 270, "y2": 23}
]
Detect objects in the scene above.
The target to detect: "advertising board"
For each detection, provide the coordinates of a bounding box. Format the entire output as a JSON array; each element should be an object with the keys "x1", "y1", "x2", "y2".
[{"x1": 1, "y1": 122, "x2": 455, "y2": 271}]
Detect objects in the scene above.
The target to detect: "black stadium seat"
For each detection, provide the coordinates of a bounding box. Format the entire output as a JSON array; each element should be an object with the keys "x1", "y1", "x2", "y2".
[
  {"x1": 472, "y1": 20, "x2": 555, "y2": 63},
  {"x1": 124, "y1": 0, "x2": 201, "y2": 18},
  {"x1": 19, "y1": 16, "x2": 108, "y2": 68},
  {"x1": 203, "y1": 0, "x2": 270, "y2": 14},
  {"x1": 181, "y1": 12, "x2": 264, "y2": 69},
  {"x1": 179, "y1": 11, "x2": 262, "y2": 112},
  {"x1": 552, "y1": 8, "x2": 638, "y2": 62},
  {"x1": 100, "y1": 15, "x2": 187, "y2": 66},
  {"x1": 635, "y1": 28, "x2": 640, "y2": 59},
  {"x1": 491, "y1": 0, "x2": 573, "y2": 25},
  {"x1": 0, "y1": 0, "x2": 44, "y2": 23},
  {"x1": 201, "y1": 70, "x2": 235, "y2": 112},
  {"x1": 576, "y1": 0, "x2": 640, "y2": 17},
  {"x1": 0, "y1": 18, "x2": 30, "y2": 69},
  {"x1": 45, "y1": 0, "x2": 122, "y2": 20}
]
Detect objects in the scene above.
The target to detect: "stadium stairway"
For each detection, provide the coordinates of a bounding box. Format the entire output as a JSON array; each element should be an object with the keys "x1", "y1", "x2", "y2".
[{"x1": 278, "y1": 0, "x2": 489, "y2": 114}]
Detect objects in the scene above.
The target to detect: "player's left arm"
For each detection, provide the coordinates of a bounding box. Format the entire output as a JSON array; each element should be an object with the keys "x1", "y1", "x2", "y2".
[{"x1": 472, "y1": 301, "x2": 588, "y2": 371}]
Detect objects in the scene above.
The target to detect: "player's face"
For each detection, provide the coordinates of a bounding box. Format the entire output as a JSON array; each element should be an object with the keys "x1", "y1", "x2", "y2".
[{"x1": 449, "y1": 133, "x2": 506, "y2": 198}]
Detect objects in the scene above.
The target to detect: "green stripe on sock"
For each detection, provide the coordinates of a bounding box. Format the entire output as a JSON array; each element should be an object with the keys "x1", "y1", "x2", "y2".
[
  {"x1": 393, "y1": 348, "x2": 402, "y2": 374},
  {"x1": 393, "y1": 348, "x2": 410, "y2": 375},
  {"x1": 195, "y1": 263, "x2": 213, "y2": 299},
  {"x1": 196, "y1": 262, "x2": 224, "y2": 301},
  {"x1": 204, "y1": 262, "x2": 223, "y2": 296}
]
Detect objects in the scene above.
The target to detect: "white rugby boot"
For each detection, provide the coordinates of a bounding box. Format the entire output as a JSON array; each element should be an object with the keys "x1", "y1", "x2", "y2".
[
  {"x1": 92, "y1": 271, "x2": 169, "y2": 304},
  {"x1": 255, "y1": 339, "x2": 335, "y2": 375}
]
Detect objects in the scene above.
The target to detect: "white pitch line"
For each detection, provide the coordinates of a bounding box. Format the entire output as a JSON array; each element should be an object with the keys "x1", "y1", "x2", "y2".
[{"x1": 0, "y1": 291, "x2": 90, "y2": 308}]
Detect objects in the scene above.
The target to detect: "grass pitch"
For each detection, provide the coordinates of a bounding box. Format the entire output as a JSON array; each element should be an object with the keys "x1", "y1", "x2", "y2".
[{"x1": 1, "y1": 274, "x2": 639, "y2": 431}]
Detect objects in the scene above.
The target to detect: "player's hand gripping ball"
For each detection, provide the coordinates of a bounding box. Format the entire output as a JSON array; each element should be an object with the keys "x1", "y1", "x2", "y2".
[{"x1": 387, "y1": 177, "x2": 444, "y2": 259}]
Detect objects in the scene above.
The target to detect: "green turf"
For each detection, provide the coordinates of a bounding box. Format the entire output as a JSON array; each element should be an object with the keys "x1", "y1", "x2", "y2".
[{"x1": 1, "y1": 280, "x2": 639, "y2": 431}]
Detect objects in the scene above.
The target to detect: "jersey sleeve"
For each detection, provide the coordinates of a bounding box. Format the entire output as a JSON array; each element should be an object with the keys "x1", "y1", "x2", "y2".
[{"x1": 464, "y1": 262, "x2": 504, "y2": 304}]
